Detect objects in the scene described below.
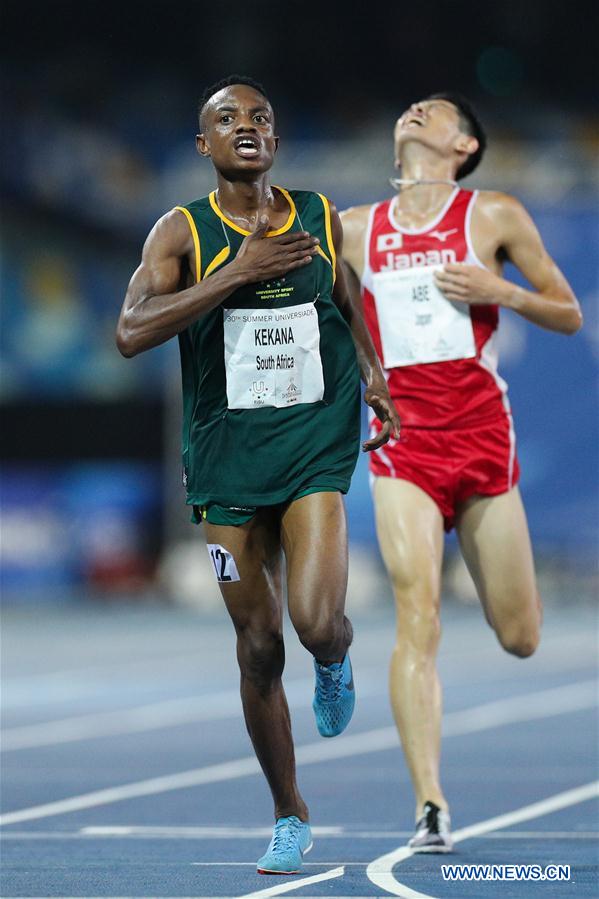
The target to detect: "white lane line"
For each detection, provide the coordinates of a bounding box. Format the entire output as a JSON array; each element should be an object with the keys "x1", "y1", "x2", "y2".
[
  {"x1": 366, "y1": 780, "x2": 599, "y2": 898},
  {"x1": 82, "y1": 825, "x2": 344, "y2": 838},
  {"x1": 75, "y1": 825, "x2": 599, "y2": 840},
  {"x1": 442, "y1": 679, "x2": 597, "y2": 737},
  {"x1": 1, "y1": 652, "x2": 209, "y2": 710},
  {"x1": 0, "y1": 828, "x2": 596, "y2": 841},
  {"x1": 6, "y1": 674, "x2": 590, "y2": 754},
  {"x1": 1, "y1": 675, "x2": 383, "y2": 751},
  {"x1": 1, "y1": 679, "x2": 596, "y2": 827},
  {"x1": 4, "y1": 625, "x2": 594, "y2": 716},
  {"x1": 0, "y1": 756, "x2": 261, "y2": 826},
  {"x1": 238, "y1": 865, "x2": 344, "y2": 898},
  {"x1": 188, "y1": 862, "x2": 360, "y2": 869},
  {"x1": 1, "y1": 696, "x2": 241, "y2": 751},
  {"x1": 448, "y1": 781, "x2": 599, "y2": 843},
  {"x1": 1, "y1": 695, "x2": 242, "y2": 751},
  {"x1": 3, "y1": 626, "x2": 595, "y2": 712}
]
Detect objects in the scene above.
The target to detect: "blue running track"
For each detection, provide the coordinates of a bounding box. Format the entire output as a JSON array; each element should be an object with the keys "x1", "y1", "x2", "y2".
[{"x1": 1, "y1": 599, "x2": 597, "y2": 898}]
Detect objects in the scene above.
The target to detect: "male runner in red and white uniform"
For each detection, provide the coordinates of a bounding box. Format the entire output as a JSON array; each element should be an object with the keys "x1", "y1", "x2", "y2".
[{"x1": 341, "y1": 92, "x2": 582, "y2": 852}]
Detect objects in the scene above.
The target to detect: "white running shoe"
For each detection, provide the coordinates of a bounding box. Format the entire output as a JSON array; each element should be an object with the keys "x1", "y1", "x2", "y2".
[{"x1": 408, "y1": 801, "x2": 454, "y2": 853}]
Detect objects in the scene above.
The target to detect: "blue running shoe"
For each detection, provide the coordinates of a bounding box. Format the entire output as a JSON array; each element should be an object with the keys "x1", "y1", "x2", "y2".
[
  {"x1": 256, "y1": 815, "x2": 312, "y2": 874},
  {"x1": 312, "y1": 653, "x2": 355, "y2": 737}
]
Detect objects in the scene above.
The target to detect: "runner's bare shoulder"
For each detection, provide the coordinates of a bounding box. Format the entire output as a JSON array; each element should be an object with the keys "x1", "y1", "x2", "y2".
[
  {"x1": 339, "y1": 204, "x2": 375, "y2": 276},
  {"x1": 142, "y1": 207, "x2": 194, "y2": 261},
  {"x1": 472, "y1": 190, "x2": 528, "y2": 226},
  {"x1": 339, "y1": 204, "x2": 373, "y2": 232}
]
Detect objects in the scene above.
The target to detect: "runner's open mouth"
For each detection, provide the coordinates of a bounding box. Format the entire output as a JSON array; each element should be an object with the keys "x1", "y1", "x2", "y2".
[{"x1": 234, "y1": 137, "x2": 260, "y2": 157}]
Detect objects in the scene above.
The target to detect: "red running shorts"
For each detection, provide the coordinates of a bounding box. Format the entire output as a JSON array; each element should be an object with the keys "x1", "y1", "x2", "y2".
[{"x1": 369, "y1": 415, "x2": 520, "y2": 531}]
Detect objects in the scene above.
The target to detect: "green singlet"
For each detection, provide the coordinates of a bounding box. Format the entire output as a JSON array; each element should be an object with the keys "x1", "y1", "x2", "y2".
[{"x1": 174, "y1": 186, "x2": 361, "y2": 521}]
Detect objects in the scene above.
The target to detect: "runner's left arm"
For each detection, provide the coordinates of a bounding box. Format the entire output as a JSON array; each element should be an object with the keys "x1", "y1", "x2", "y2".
[
  {"x1": 329, "y1": 203, "x2": 401, "y2": 451},
  {"x1": 433, "y1": 192, "x2": 582, "y2": 334}
]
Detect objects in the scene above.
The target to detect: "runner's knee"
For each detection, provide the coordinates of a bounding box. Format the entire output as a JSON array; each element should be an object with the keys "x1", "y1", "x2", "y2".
[
  {"x1": 236, "y1": 628, "x2": 285, "y2": 688},
  {"x1": 496, "y1": 620, "x2": 540, "y2": 658},
  {"x1": 294, "y1": 611, "x2": 351, "y2": 660},
  {"x1": 396, "y1": 602, "x2": 441, "y2": 656},
  {"x1": 381, "y1": 534, "x2": 440, "y2": 598}
]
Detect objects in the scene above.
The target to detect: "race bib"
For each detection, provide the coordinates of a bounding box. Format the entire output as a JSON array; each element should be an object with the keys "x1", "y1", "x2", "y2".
[
  {"x1": 372, "y1": 265, "x2": 476, "y2": 367},
  {"x1": 223, "y1": 303, "x2": 324, "y2": 409},
  {"x1": 207, "y1": 544, "x2": 240, "y2": 583}
]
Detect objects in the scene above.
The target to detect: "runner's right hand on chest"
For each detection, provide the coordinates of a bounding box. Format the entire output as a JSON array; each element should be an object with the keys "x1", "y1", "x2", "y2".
[{"x1": 235, "y1": 216, "x2": 320, "y2": 282}]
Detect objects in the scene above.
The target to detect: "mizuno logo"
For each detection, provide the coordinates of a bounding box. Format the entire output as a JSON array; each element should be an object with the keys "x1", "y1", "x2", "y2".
[{"x1": 429, "y1": 228, "x2": 458, "y2": 242}]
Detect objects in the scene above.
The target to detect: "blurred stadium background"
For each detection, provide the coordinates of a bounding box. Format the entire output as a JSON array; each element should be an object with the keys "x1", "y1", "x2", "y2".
[{"x1": 1, "y1": 0, "x2": 598, "y2": 610}]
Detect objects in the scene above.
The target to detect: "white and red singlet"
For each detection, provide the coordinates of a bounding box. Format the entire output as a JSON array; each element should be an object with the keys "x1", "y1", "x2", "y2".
[{"x1": 362, "y1": 187, "x2": 519, "y2": 529}]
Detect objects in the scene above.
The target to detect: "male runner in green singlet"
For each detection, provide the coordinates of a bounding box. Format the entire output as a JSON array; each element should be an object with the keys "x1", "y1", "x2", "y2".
[{"x1": 117, "y1": 75, "x2": 399, "y2": 875}]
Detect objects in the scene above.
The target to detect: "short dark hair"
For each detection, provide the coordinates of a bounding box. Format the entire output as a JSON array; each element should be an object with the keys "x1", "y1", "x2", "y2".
[
  {"x1": 198, "y1": 75, "x2": 269, "y2": 131},
  {"x1": 426, "y1": 92, "x2": 486, "y2": 179}
]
